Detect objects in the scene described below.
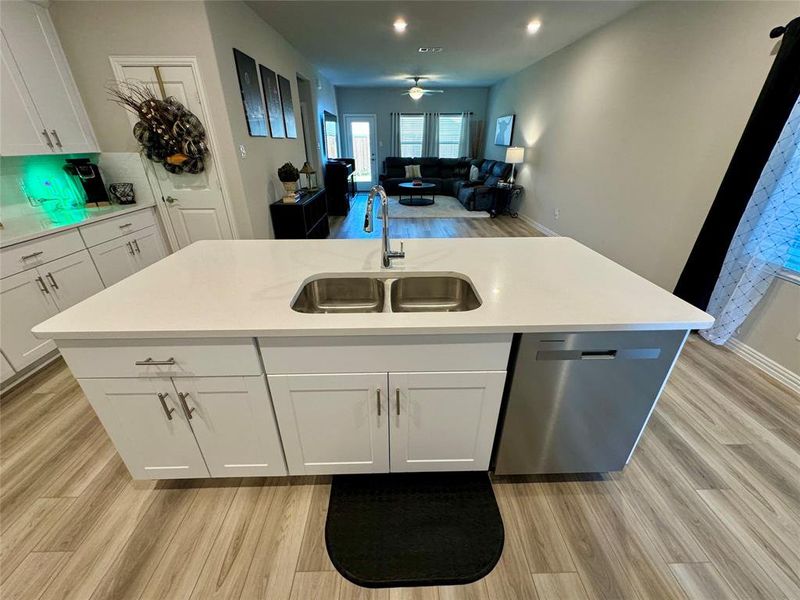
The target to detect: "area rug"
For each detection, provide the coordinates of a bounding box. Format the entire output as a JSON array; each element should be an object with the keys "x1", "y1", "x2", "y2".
[
  {"x1": 376, "y1": 195, "x2": 490, "y2": 219},
  {"x1": 325, "y1": 472, "x2": 504, "y2": 588}
]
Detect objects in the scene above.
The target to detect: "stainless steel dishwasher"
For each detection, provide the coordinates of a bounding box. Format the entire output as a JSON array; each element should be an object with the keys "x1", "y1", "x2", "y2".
[{"x1": 493, "y1": 329, "x2": 688, "y2": 474}]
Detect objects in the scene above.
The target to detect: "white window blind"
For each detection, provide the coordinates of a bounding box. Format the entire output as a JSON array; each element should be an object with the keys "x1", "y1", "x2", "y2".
[
  {"x1": 439, "y1": 114, "x2": 463, "y2": 158},
  {"x1": 400, "y1": 114, "x2": 423, "y2": 157}
]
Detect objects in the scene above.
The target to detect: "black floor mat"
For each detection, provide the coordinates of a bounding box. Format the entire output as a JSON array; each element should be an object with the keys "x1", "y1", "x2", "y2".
[{"x1": 325, "y1": 472, "x2": 504, "y2": 588}]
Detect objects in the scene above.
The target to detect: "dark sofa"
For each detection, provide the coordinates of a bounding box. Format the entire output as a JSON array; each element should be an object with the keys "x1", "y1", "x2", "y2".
[{"x1": 379, "y1": 157, "x2": 512, "y2": 212}]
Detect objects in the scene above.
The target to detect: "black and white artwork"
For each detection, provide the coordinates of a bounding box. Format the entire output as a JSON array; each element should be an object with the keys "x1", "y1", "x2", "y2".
[
  {"x1": 277, "y1": 74, "x2": 297, "y2": 139},
  {"x1": 233, "y1": 48, "x2": 267, "y2": 137},
  {"x1": 494, "y1": 114, "x2": 515, "y2": 146},
  {"x1": 259, "y1": 64, "x2": 285, "y2": 138}
]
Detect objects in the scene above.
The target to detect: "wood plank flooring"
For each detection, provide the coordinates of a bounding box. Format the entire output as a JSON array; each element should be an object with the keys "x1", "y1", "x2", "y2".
[{"x1": 2, "y1": 213, "x2": 799, "y2": 599}]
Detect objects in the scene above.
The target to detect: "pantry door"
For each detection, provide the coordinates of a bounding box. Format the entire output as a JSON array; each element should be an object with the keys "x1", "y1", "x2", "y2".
[{"x1": 111, "y1": 58, "x2": 235, "y2": 249}]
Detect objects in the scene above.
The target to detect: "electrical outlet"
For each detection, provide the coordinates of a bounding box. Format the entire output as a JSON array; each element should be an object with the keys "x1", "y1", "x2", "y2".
[
  {"x1": 239, "y1": 144, "x2": 247, "y2": 159},
  {"x1": 554, "y1": 208, "x2": 560, "y2": 220}
]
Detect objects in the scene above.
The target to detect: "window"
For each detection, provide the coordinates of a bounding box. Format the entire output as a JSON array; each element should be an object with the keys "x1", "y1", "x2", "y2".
[
  {"x1": 438, "y1": 114, "x2": 463, "y2": 158},
  {"x1": 400, "y1": 114, "x2": 423, "y2": 157},
  {"x1": 785, "y1": 231, "x2": 800, "y2": 274}
]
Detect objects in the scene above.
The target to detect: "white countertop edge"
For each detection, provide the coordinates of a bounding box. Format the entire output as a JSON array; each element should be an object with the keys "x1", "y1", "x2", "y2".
[
  {"x1": 37, "y1": 321, "x2": 710, "y2": 341},
  {"x1": 0, "y1": 203, "x2": 156, "y2": 248}
]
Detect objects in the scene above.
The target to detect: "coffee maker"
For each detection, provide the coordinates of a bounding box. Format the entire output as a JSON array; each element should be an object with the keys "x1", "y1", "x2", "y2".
[{"x1": 64, "y1": 158, "x2": 109, "y2": 206}]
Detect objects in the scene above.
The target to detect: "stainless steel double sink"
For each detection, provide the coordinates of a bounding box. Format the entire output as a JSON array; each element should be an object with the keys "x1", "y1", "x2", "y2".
[{"x1": 291, "y1": 274, "x2": 481, "y2": 314}]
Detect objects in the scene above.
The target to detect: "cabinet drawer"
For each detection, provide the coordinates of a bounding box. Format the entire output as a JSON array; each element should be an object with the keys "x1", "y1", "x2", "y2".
[
  {"x1": 258, "y1": 334, "x2": 513, "y2": 374},
  {"x1": 58, "y1": 338, "x2": 263, "y2": 378},
  {"x1": 79, "y1": 208, "x2": 156, "y2": 248},
  {"x1": 0, "y1": 229, "x2": 84, "y2": 278}
]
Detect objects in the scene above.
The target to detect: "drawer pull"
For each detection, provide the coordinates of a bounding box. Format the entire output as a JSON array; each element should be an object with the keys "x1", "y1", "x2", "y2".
[
  {"x1": 396, "y1": 388, "x2": 401, "y2": 416},
  {"x1": 45, "y1": 272, "x2": 59, "y2": 289},
  {"x1": 157, "y1": 392, "x2": 175, "y2": 420},
  {"x1": 135, "y1": 357, "x2": 176, "y2": 366},
  {"x1": 21, "y1": 251, "x2": 44, "y2": 260},
  {"x1": 177, "y1": 392, "x2": 195, "y2": 419},
  {"x1": 35, "y1": 276, "x2": 49, "y2": 294},
  {"x1": 119, "y1": 222, "x2": 133, "y2": 229}
]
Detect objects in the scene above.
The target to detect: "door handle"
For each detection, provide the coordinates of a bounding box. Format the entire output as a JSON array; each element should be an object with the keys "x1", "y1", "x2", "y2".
[
  {"x1": 396, "y1": 388, "x2": 401, "y2": 416},
  {"x1": 377, "y1": 388, "x2": 381, "y2": 416},
  {"x1": 35, "y1": 276, "x2": 49, "y2": 294},
  {"x1": 41, "y1": 130, "x2": 54, "y2": 149},
  {"x1": 126, "y1": 241, "x2": 135, "y2": 256},
  {"x1": 132, "y1": 239, "x2": 141, "y2": 254},
  {"x1": 45, "y1": 272, "x2": 59, "y2": 289},
  {"x1": 165, "y1": 196, "x2": 177, "y2": 204},
  {"x1": 157, "y1": 392, "x2": 175, "y2": 420},
  {"x1": 177, "y1": 392, "x2": 195, "y2": 419},
  {"x1": 50, "y1": 130, "x2": 63, "y2": 149}
]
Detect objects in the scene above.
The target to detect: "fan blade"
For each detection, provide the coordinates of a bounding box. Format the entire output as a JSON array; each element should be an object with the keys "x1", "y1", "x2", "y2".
[{"x1": 424, "y1": 90, "x2": 444, "y2": 94}]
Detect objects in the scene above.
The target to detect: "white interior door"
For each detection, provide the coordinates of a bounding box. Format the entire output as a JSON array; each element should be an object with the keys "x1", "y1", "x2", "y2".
[
  {"x1": 268, "y1": 373, "x2": 389, "y2": 475},
  {"x1": 389, "y1": 371, "x2": 507, "y2": 472},
  {"x1": 116, "y1": 63, "x2": 233, "y2": 248},
  {"x1": 344, "y1": 114, "x2": 378, "y2": 191}
]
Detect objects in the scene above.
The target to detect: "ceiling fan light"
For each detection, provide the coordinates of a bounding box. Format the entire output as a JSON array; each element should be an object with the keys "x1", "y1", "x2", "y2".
[{"x1": 408, "y1": 87, "x2": 424, "y2": 100}]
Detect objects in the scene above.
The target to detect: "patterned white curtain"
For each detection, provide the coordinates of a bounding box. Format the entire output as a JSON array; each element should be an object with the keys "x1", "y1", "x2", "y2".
[
  {"x1": 422, "y1": 112, "x2": 439, "y2": 157},
  {"x1": 458, "y1": 112, "x2": 471, "y2": 157},
  {"x1": 702, "y1": 96, "x2": 800, "y2": 345},
  {"x1": 388, "y1": 112, "x2": 401, "y2": 156}
]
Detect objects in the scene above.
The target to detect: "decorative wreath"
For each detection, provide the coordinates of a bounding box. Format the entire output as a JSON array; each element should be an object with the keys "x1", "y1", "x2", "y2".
[{"x1": 109, "y1": 81, "x2": 209, "y2": 174}]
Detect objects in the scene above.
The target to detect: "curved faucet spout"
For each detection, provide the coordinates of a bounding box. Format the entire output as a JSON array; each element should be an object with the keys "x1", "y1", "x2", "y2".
[{"x1": 364, "y1": 185, "x2": 405, "y2": 268}]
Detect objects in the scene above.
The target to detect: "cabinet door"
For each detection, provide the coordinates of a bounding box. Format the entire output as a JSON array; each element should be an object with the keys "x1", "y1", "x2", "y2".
[
  {"x1": 1, "y1": 351, "x2": 16, "y2": 384},
  {"x1": 78, "y1": 378, "x2": 209, "y2": 479},
  {"x1": 389, "y1": 371, "x2": 506, "y2": 472},
  {"x1": 1, "y1": 1, "x2": 98, "y2": 153},
  {"x1": 0, "y1": 32, "x2": 50, "y2": 155},
  {"x1": 0, "y1": 270, "x2": 57, "y2": 371},
  {"x1": 40, "y1": 249, "x2": 104, "y2": 311},
  {"x1": 172, "y1": 375, "x2": 286, "y2": 477},
  {"x1": 131, "y1": 225, "x2": 167, "y2": 269},
  {"x1": 268, "y1": 373, "x2": 389, "y2": 475},
  {"x1": 89, "y1": 234, "x2": 139, "y2": 287}
]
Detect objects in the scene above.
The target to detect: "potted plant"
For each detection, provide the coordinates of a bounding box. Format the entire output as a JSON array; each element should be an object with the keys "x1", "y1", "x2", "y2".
[{"x1": 278, "y1": 162, "x2": 300, "y2": 202}]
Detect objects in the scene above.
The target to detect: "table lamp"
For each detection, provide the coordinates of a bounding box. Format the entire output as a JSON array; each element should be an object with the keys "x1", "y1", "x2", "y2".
[
  {"x1": 300, "y1": 161, "x2": 317, "y2": 191},
  {"x1": 505, "y1": 147, "x2": 524, "y2": 184}
]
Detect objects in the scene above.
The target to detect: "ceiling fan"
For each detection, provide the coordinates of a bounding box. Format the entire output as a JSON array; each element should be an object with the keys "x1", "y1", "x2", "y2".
[{"x1": 402, "y1": 77, "x2": 444, "y2": 101}]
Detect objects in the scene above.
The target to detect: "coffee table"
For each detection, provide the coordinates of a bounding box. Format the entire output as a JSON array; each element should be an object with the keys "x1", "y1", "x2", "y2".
[{"x1": 398, "y1": 182, "x2": 436, "y2": 206}]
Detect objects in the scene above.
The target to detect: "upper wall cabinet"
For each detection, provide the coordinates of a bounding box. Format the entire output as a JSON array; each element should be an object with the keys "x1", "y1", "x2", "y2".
[{"x1": 0, "y1": 1, "x2": 98, "y2": 155}]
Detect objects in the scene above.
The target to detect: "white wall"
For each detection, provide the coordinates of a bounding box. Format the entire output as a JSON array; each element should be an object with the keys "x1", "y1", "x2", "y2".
[
  {"x1": 336, "y1": 87, "x2": 489, "y2": 167},
  {"x1": 204, "y1": 0, "x2": 337, "y2": 239},
  {"x1": 482, "y1": 0, "x2": 799, "y2": 375}
]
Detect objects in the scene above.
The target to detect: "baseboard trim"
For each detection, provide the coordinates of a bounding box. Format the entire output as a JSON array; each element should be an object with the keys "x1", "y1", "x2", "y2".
[
  {"x1": 517, "y1": 214, "x2": 560, "y2": 237},
  {"x1": 727, "y1": 338, "x2": 800, "y2": 393},
  {"x1": 0, "y1": 351, "x2": 61, "y2": 395}
]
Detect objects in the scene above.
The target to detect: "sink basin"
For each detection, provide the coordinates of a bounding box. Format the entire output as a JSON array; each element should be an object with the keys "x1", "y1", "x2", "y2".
[
  {"x1": 292, "y1": 277, "x2": 385, "y2": 313},
  {"x1": 390, "y1": 276, "x2": 481, "y2": 313}
]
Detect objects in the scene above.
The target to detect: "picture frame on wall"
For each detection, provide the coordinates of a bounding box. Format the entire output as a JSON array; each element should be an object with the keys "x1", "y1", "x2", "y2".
[
  {"x1": 259, "y1": 64, "x2": 285, "y2": 138},
  {"x1": 494, "y1": 114, "x2": 515, "y2": 147},
  {"x1": 232, "y1": 48, "x2": 267, "y2": 137},
  {"x1": 277, "y1": 74, "x2": 297, "y2": 139}
]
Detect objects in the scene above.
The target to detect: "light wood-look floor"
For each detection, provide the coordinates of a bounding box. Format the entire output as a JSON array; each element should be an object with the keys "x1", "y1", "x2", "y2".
[{"x1": 2, "y1": 212, "x2": 799, "y2": 599}]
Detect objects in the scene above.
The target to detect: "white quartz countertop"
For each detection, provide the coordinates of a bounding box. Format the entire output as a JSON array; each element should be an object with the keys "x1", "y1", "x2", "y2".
[
  {"x1": 0, "y1": 203, "x2": 155, "y2": 248},
  {"x1": 33, "y1": 238, "x2": 714, "y2": 340}
]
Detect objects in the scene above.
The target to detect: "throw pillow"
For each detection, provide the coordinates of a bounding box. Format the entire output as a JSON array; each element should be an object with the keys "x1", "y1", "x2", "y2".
[
  {"x1": 404, "y1": 164, "x2": 421, "y2": 178},
  {"x1": 469, "y1": 165, "x2": 481, "y2": 181}
]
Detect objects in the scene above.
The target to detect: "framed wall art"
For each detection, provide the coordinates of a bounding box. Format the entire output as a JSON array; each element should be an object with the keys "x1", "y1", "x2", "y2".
[
  {"x1": 259, "y1": 64, "x2": 285, "y2": 138},
  {"x1": 277, "y1": 74, "x2": 297, "y2": 139},
  {"x1": 233, "y1": 48, "x2": 267, "y2": 137}
]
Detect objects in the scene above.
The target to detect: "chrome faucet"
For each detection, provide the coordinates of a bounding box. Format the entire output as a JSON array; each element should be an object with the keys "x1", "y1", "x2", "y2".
[{"x1": 364, "y1": 184, "x2": 405, "y2": 268}]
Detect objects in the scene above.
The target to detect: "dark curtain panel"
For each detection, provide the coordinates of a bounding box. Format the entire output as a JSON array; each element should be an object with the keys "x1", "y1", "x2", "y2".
[{"x1": 674, "y1": 16, "x2": 800, "y2": 310}]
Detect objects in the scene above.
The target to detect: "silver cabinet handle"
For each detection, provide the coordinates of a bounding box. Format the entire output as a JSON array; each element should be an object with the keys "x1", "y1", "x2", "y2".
[
  {"x1": 41, "y1": 130, "x2": 53, "y2": 149},
  {"x1": 132, "y1": 239, "x2": 141, "y2": 254},
  {"x1": 177, "y1": 392, "x2": 195, "y2": 419},
  {"x1": 126, "y1": 241, "x2": 135, "y2": 256},
  {"x1": 377, "y1": 388, "x2": 381, "y2": 416},
  {"x1": 50, "y1": 130, "x2": 62, "y2": 149},
  {"x1": 135, "y1": 357, "x2": 176, "y2": 366},
  {"x1": 157, "y1": 392, "x2": 175, "y2": 420},
  {"x1": 396, "y1": 388, "x2": 401, "y2": 416},
  {"x1": 35, "y1": 276, "x2": 49, "y2": 294},
  {"x1": 21, "y1": 251, "x2": 43, "y2": 260},
  {"x1": 45, "y1": 272, "x2": 59, "y2": 289},
  {"x1": 119, "y1": 222, "x2": 133, "y2": 229}
]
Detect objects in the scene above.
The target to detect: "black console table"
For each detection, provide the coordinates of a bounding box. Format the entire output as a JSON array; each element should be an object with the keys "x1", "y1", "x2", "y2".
[
  {"x1": 324, "y1": 159, "x2": 355, "y2": 216},
  {"x1": 270, "y1": 188, "x2": 329, "y2": 239}
]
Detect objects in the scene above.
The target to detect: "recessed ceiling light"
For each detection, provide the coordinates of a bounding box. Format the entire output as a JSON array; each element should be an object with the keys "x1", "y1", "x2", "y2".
[
  {"x1": 394, "y1": 19, "x2": 407, "y2": 32},
  {"x1": 527, "y1": 20, "x2": 541, "y2": 34}
]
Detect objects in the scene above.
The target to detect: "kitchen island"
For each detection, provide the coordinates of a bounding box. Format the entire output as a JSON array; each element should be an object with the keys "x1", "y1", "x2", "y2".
[{"x1": 33, "y1": 238, "x2": 713, "y2": 479}]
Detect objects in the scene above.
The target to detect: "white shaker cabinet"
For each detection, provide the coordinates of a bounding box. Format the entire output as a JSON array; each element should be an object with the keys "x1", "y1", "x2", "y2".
[
  {"x1": 79, "y1": 378, "x2": 210, "y2": 479},
  {"x1": 0, "y1": 269, "x2": 58, "y2": 370},
  {"x1": 0, "y1": 1, "x2": 98, "y2": 155},
  {"x1": 39, "y1": 249, "x2": 104, "y2": 311},
  {"x1": 129, "y1": 226, "x2": 168, "y2": 269},
  {"x1": 89, "y1": 226, "x2": 166, "y2": 287},
  {"x1": 389, "y1": 371, "x2": 506, "y2": 472},
  {"x1": 172, "y1": 376, "x2": 286, "y2": 477},
  {"x1": 268, "y1": 373, "x2": 390, "y2": 475}
]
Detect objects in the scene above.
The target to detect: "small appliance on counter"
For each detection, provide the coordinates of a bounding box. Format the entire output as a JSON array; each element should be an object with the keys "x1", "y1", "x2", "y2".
[{"x1": 64, "y1": 158, "x2": 109, "y2": 206}]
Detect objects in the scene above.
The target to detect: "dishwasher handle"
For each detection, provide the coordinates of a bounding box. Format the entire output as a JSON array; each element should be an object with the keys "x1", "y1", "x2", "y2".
[
  {"x1": 580, "y1": 350, "x2": 617, "y2": 360},
  {"x1": 535, "y1": 348, "x2": 660, "y2": 361}
]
